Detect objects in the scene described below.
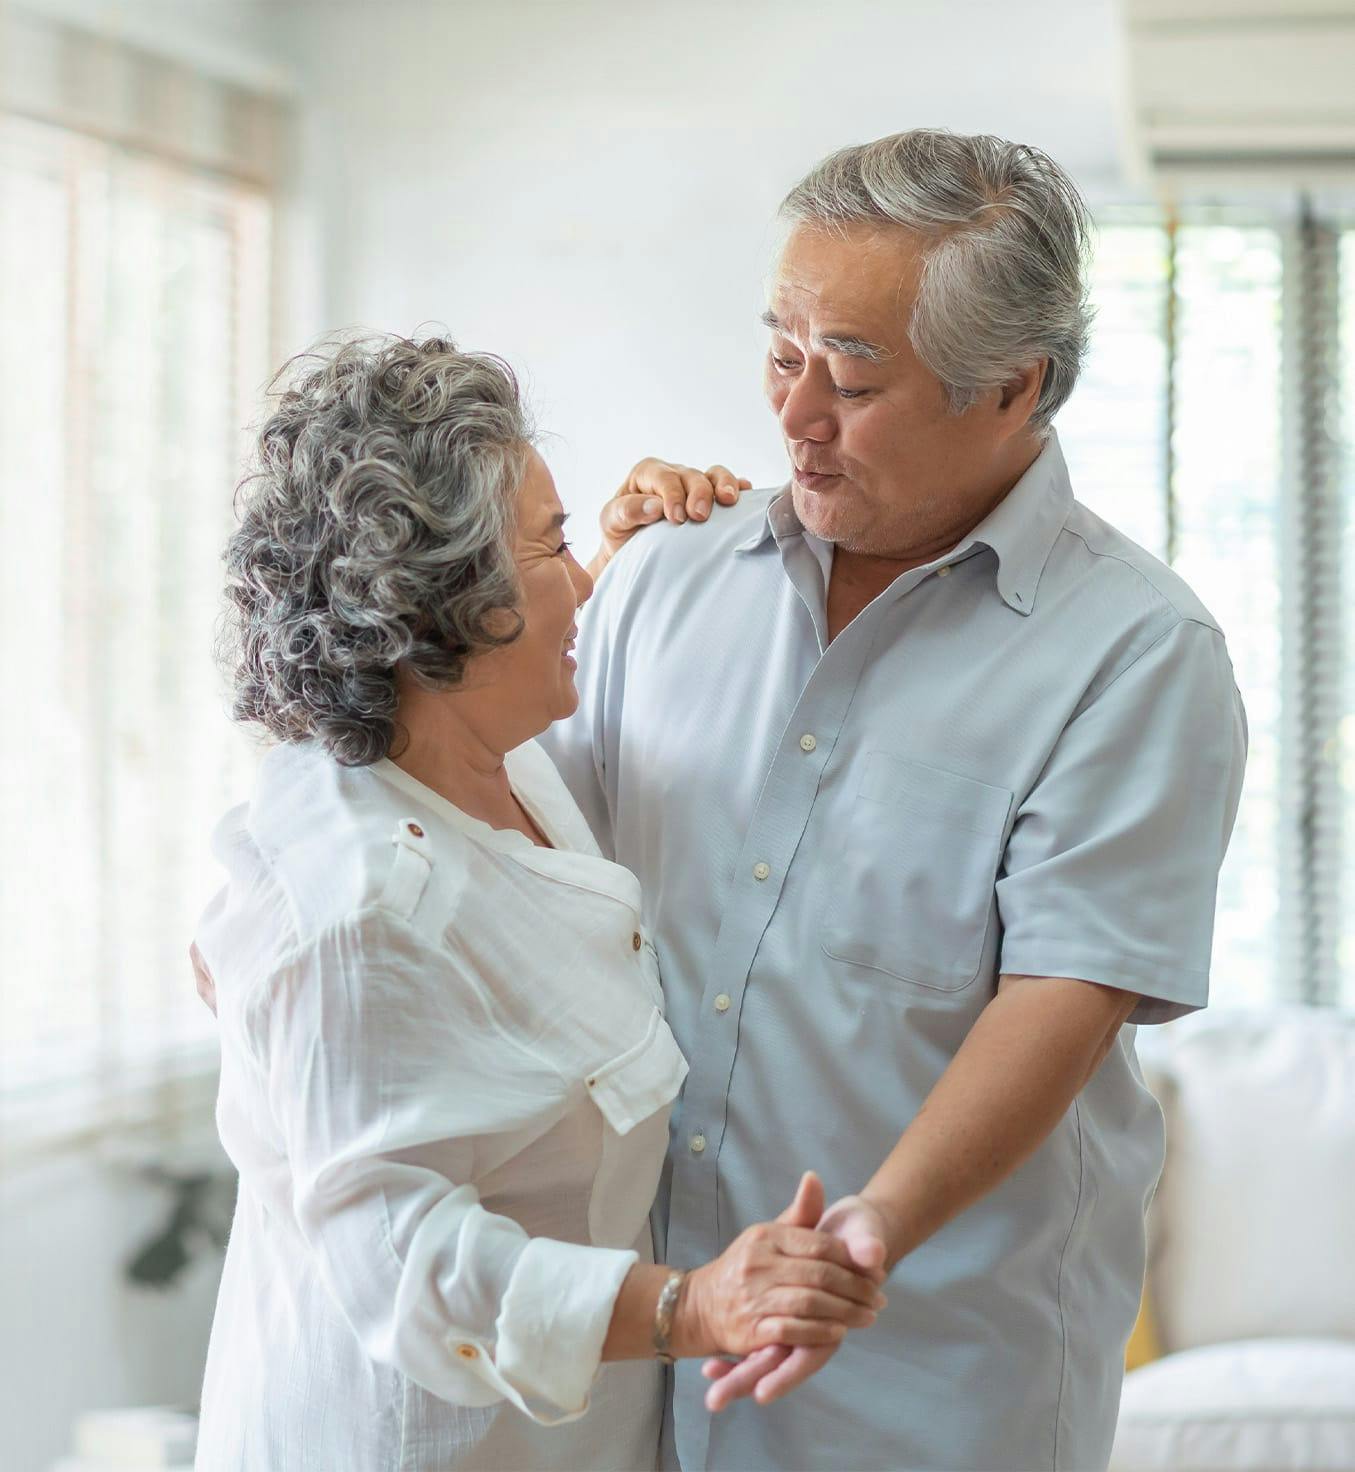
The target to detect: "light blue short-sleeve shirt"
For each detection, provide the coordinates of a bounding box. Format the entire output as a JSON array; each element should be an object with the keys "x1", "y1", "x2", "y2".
[{"x1": 540, "y1": 434, "x2": 1247, "y2": 1472}]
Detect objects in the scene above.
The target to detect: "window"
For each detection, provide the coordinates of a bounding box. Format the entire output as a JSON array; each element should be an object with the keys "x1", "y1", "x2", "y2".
[
  {"x1": 0, "y1": 19, "x2": 279, "y2": 1151},
  {"x1": 1059, "y1": 205, "x2": 1353, "y2": 1008}
]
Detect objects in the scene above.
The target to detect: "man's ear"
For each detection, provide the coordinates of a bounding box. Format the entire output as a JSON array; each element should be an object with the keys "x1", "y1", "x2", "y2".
[{"x1": 997, "y1": 359, "x2": 1046, "y2": 430}]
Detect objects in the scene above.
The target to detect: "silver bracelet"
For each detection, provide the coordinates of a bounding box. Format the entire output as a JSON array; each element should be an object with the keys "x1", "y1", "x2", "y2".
[{"x1": 652, "y1": 1269, "x2": 688, "y2": 1365}]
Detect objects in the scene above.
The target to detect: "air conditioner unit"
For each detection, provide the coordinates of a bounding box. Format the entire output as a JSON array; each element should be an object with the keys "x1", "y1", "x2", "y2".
[{"x1": 1123, "y1": 1, "x2": 1355, "y2": 189}]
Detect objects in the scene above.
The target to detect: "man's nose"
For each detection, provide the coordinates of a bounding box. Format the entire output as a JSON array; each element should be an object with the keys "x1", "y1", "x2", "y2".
[
  {"x1": 572, "y1": 559, "x2": 594, "y2": 607},
  {"x1": 779, "y1": 373, "x2": 835, "y2": 444}
]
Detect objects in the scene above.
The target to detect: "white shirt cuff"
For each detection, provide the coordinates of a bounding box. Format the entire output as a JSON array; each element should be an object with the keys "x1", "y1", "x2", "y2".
[{"x1": 490, "y1": 1236, "x2": 639, "y2": 1421}]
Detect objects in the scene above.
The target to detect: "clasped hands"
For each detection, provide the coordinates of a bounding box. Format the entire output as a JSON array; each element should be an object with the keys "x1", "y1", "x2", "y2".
[{"x1": 698, "y1": 1172, "x2": 893, "y2": 1413}]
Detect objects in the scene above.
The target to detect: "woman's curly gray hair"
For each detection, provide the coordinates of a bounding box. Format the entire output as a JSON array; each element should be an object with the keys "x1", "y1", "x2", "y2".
[{"x1": 222, "y1": 332, "x2": 533, "y2": 767}]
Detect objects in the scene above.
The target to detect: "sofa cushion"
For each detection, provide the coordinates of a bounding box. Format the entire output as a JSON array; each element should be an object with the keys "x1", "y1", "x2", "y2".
[
  {"x1": 1137, "y1": 1007, "x2": 1355, "y2": 1350},
  {"x1": 1127, "y1": 1290, "x2": 1164, "y2": 1371},
  {"x1": 1109, "y1": 1338, "x2": 1355, "y2": 1471}
]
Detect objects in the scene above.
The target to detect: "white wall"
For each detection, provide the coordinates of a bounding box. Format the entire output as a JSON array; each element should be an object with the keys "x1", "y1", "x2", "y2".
[
  {"x1": 0, "y1": 1133, "x2": 229, "y2": 1472},
  {"x1": 278, "y1": 0, "x2": 1135, "y2": 531}
]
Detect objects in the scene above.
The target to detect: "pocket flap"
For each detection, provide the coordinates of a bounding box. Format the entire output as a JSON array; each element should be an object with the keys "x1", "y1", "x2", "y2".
[
  {"x1": 858, "y1": 753, "x2": 1012, "y2": 837},
  {"x1": 585, "y1": 1006, "x2": 689, "y2": 1136}
]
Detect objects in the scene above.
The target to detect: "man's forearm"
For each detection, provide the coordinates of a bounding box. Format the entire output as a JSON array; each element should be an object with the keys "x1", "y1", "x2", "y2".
[{"x1": 861, "y1": 974, "x2": 1138, "y2": 1269}]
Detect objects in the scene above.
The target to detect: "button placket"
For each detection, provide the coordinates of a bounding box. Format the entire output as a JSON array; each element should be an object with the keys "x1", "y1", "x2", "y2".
[{"x1": 667, "y1": 519, "x2": 895, "y2": 1472}]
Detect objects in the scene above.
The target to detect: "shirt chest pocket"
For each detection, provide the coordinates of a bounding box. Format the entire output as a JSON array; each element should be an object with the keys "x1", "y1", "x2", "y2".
[
  {"x1": 584, "y1": 1006, "x2": 689, "y2": 1249},
  {"x1": 820, "y1": 752, "x2": 1013, "y2": 993}
]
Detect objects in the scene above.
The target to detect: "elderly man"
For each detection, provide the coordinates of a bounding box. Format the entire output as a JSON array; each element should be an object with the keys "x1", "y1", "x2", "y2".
[{"x1": 539, "y1": 129, "x2": 1247, "y2": 1471}]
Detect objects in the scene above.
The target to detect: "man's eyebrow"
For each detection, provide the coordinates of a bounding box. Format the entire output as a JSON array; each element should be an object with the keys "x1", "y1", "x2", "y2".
[
  {"x1": 759, "y1": 309, "x2": 891, "y2": 363},
  {"x1": 820, "y1": 333, "x2": 891, "y2": 362}
]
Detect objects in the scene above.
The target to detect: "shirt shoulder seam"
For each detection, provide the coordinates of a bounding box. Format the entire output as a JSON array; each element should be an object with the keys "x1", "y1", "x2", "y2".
[
  {"x1": 1090, "y1": 614, "x2": 1225, "y2": 708},
  {"x1": 1058, "y1": 522, "x2": 1222, "y2": 632}
]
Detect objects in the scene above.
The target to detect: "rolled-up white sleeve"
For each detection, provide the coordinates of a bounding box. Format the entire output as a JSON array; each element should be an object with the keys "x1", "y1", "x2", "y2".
[
  {"x1": 248, "y1": 908, "x2": 638, "y2": 1422},
  {"x1": 996, "y1": 616, "x2": 1248, "y2": 1025}
]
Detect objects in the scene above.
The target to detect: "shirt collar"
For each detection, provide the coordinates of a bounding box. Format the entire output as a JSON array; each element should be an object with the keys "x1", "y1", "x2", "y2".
[{"x1": 733, "y1": 432, "x2": 1073, "y2": 616}]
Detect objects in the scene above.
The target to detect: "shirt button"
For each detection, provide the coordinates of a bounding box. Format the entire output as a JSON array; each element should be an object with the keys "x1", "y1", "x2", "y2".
[
  {"x1": 752, "y1": 861, "x2": 771, "y2": 881},
  {"x1": 632, "y1": 931, "x2": 642, "y2": 951},
  {"x1": 689, "y1": 1132, "x2": 707, "y2": 1155},
  {"x1": 714, "y1": 993, "x2": 732, "y2": 1014},
  {"x1": 455, "y1": 1343, "x2": 479, "y2": 1361},
  {"x1": 799, "y1": 733, "x2": 817, "y2": 753},
  {"x1": 406, "y1": 821, "x2": 425, "y2": 837},
  {"x1": 936, "y1": 565, "x2": 951, "y2": 578}
]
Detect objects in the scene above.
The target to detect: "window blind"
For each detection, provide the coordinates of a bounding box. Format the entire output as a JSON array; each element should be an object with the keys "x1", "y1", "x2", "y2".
[{"x1": 1060, "y1": 205, "x2": 1354, "y2": 1008}]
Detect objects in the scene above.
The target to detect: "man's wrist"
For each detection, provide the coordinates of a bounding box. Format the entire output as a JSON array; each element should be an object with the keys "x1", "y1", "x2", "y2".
[{"x1": 857, "y1": 1187, "x2": 909, "y2": 1271}]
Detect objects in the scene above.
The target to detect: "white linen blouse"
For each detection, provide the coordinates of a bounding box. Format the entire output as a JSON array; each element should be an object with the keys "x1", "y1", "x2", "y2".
[{"x1": 193, "y1": 736, "x2": 688, "y2": 1472}]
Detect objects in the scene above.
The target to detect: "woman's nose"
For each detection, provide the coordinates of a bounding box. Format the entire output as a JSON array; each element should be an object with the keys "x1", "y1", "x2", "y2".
[{"x1": 572, "y1": 558, "x2": 594, "y2": 607}]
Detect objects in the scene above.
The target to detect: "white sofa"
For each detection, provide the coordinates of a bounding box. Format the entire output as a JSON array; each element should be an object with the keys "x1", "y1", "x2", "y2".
[{"x1": 1109, "y1": 1006, "x2": 1355, "y2": 1472}]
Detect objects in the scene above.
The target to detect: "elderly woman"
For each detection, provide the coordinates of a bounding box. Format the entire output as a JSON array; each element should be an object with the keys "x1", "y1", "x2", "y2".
[{"x1": 192, "y1": 334, "x2": 883, "y2": 1472}]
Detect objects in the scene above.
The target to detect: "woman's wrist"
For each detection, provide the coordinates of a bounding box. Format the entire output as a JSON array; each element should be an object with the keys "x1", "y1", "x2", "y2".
[
  {"x1": 602, "y1": 1264, "x2": 671, "y2": 1362},
  {"x1": 668, "y1": 1263, "x2": 713, "y2": 1359},
  {"x1": 601, "y1": 1262, "x2": 712, "y2": 1363}
]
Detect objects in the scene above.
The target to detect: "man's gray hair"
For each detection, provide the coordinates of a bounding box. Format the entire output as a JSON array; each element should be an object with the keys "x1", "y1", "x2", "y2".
[
  {"x1": 780, "y1": 129, "x2": 1093, "y2": 434},
  {"x1": 222, "y1": 332, "x2": 532, "y2": 767}
]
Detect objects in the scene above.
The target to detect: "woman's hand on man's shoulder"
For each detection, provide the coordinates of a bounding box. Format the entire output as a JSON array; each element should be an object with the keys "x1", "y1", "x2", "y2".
[{"x1": 589, "y1": 459, "x2": 751, "y2": 579}]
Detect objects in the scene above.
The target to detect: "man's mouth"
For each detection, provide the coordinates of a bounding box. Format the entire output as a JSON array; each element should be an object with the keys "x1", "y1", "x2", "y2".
[{"x1": 793, "y1": 465, "x2": 843, "y2": 489}]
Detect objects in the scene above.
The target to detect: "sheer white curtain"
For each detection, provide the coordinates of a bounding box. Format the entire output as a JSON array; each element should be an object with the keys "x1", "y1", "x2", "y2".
[{"x1": 0, "y1": 11, "x2": 281, "y2": 1155}]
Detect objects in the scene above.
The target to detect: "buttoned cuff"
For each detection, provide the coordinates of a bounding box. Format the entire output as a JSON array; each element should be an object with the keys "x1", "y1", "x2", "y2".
[{"x1": 490, "y1": 1236, "x2": 639, "y2": 1422}]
